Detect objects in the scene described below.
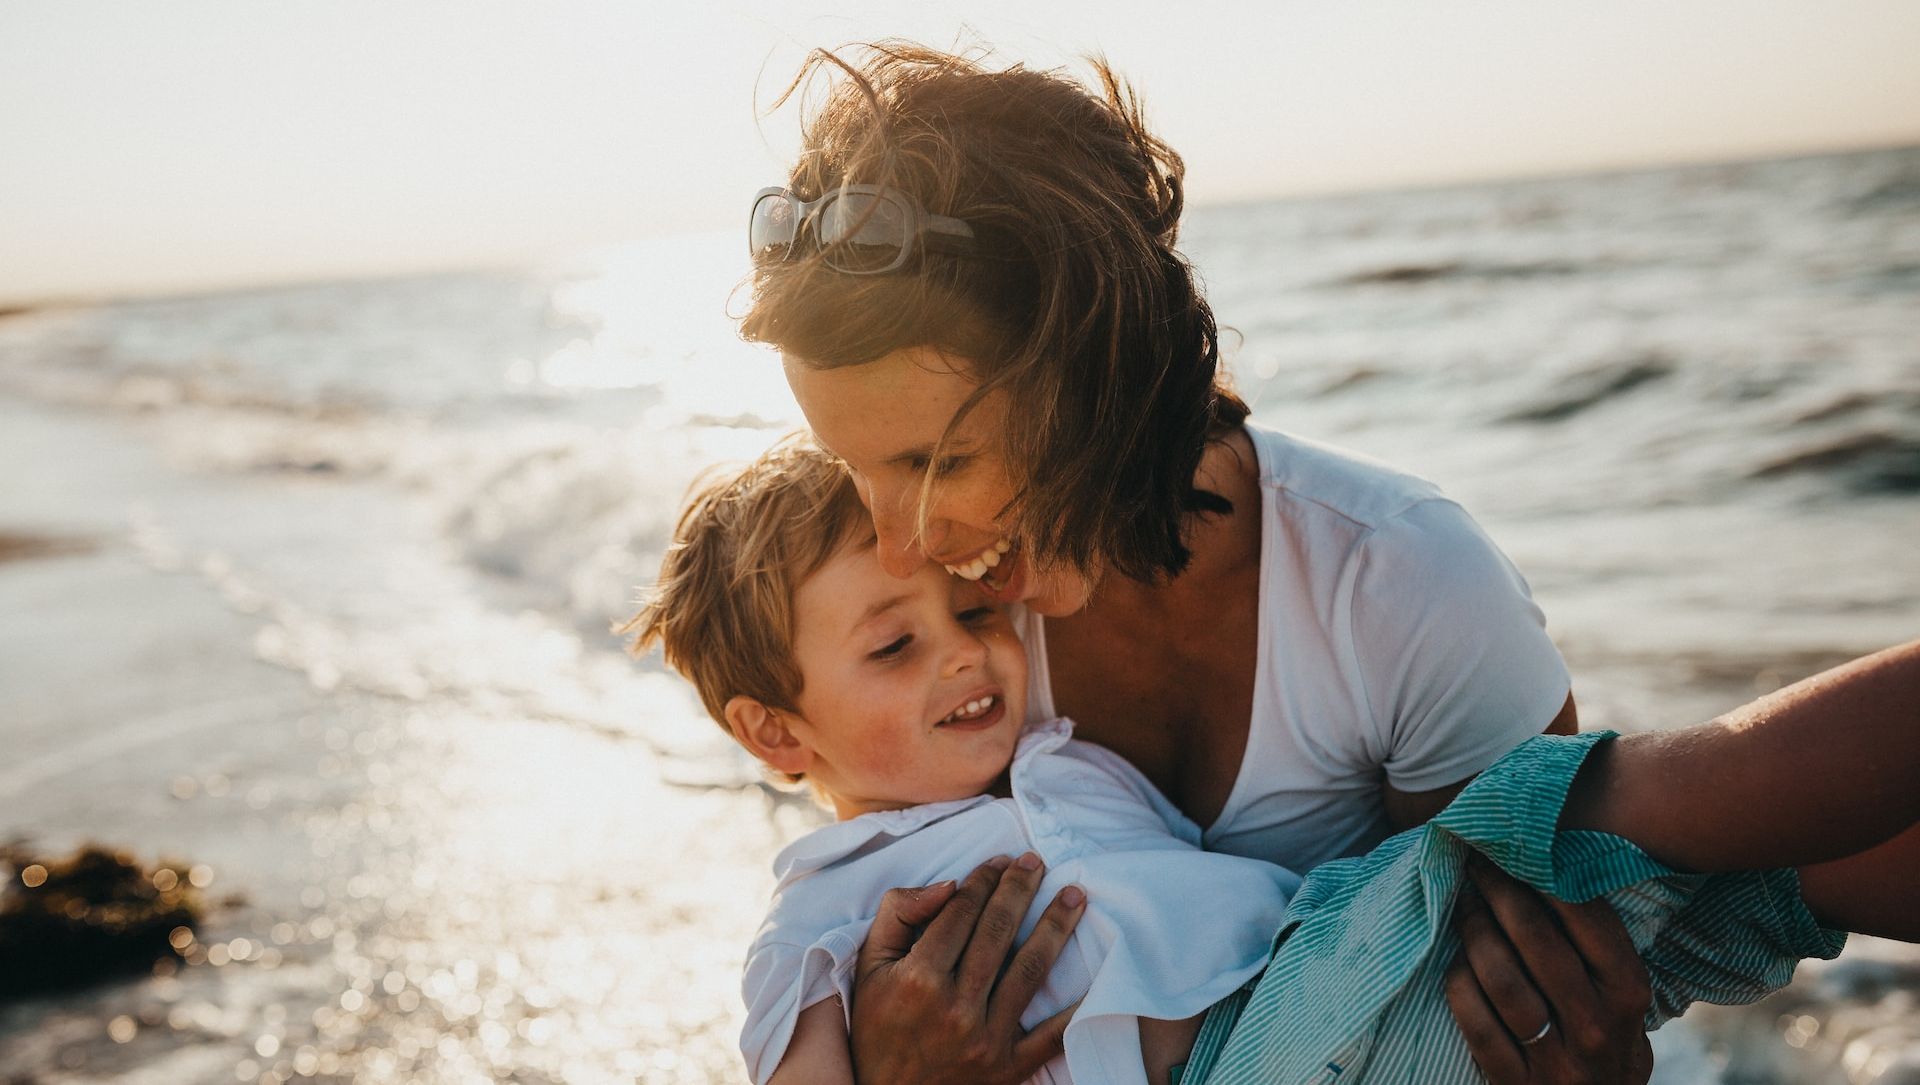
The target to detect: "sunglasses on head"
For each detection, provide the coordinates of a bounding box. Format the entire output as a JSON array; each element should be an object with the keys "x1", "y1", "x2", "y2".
[{"x1": 749, "y1": 185, "x2": 976, "y2": 275}]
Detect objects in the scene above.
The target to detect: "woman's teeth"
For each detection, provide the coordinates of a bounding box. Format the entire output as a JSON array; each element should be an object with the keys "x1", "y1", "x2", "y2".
[
  {"x1": 941, "y1": 695, "x2": 997, "y2": 724},
  {"x1": 945, "y1": 538, "x2": 1013, "y2": 582}
]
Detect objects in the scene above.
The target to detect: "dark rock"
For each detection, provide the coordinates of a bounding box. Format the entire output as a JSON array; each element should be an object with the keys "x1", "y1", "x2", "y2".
[
  {"x1": 0, "y1": 533, "x2": 96, "y2": 565},
  {"x1": 0, "y1": 844, "x2": 203, "y2": 1001}
]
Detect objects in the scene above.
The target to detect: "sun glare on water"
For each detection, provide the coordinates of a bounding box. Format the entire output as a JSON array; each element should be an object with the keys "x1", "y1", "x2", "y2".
[{"x1": 529, "y1": 232, "x2": 801, "y2": 434}]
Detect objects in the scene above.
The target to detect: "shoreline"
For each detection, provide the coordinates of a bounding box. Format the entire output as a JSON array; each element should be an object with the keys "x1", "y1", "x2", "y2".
[{"x1": 0, "y1": 396, "x2": 786, "y2": 1082}]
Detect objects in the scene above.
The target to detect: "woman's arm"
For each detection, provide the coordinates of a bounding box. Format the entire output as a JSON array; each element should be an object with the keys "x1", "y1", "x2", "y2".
[
  {"x1": 767, "y1": 999, "x2": 854, "y2": 1085},
  {"x1": 1558, "y1": 640, "x2": 1920, "y2": 878},
  {"x1": 846, "y1": 854, "x2": 1087, "y2": 1085}
]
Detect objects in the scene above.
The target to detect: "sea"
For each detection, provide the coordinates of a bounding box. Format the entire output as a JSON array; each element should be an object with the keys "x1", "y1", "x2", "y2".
[{"x1": 2, "y1": 145, "x2": 1917, "y2": 1084}]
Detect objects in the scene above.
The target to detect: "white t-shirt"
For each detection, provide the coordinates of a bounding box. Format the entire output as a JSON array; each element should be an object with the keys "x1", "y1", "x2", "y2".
[
  {"x1": 739, "y1": 719, "x2": 1301, "y2": 1085},
  {"x1": 1021, "y1": 424, "x2": 1570, "y2": 873}
]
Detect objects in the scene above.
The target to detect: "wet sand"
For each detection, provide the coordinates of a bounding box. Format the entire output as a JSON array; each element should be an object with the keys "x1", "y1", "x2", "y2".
[{"x1": 0, "y1": 400, "x2": 811, "y2": 1083}]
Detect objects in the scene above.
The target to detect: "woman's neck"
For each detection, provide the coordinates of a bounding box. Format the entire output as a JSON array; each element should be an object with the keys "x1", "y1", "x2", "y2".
[{"x1": 1041, "y1": 426, "x2": 1263, "y2": 825}]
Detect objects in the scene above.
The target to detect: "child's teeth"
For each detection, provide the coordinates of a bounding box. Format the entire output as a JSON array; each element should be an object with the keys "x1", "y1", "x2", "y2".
[
  {"x1": 994, "y1": 538, "x2": 1012, "y2": 553},
  {"x1": 944, "y1": 695, "x2": 996, "y2": 724},
  {"x1": 981, "y1": 549, "x2": 1001, "y2": 569}
]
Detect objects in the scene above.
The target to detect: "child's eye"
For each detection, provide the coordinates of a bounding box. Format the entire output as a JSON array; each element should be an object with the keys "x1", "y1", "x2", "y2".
[
  {"x1": 956, "y1": 606, "x2": 997, "y2": 624},
  {"x1": 869, "y1": 635, "x2": 912, "y2": 661}
]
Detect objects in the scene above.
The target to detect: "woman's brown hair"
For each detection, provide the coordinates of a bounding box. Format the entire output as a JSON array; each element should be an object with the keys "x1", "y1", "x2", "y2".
[{"x1": 741, "y1": 42, "x2": 1248, "y2": 583}]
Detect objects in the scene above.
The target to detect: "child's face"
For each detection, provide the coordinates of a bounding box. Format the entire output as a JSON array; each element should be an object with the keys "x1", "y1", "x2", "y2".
[{"x1": 785, "y1": 537, "x2": 1028, "y2": 818}]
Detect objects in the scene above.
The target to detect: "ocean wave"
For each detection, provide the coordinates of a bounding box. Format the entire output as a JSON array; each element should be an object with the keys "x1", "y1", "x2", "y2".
[
  {"x1": 1787, "y1": 390, "x2": 1920, "y2": 427},
  {"x1": 1499, "y1": 355, "x2": 1675, "y2": 424},
  {"x1": 431, "y1": 428, "x2": 769, "y2": 639},
  {"x1": 1331, "y1": 259, "x2": 1588, "y2": 287},
  {"x1": 0, "y1": 355, "x2": 373, "y2": 423},
  {"x1": 1853, "y1": 261, "x2": 1920, "y2": 295},
  {"x1": 1751, "y1": 430, "x2": 1920, "y2": 494},
  {"x1": 1847, "y1": 170, "x2": 1920, "y2": 213},
  {"x1": 1308, "y1": 364, "x2": 1389, "y2": 397}
]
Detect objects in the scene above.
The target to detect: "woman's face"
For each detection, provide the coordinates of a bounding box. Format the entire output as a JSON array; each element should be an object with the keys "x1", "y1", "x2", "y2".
[{"x1": 784, "y1": 346, "x2": 1095, "y2": 617}]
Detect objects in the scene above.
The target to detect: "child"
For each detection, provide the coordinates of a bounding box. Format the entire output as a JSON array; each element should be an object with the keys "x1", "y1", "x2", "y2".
[{"x1": 628, "y1": 438, "x2": 1919, "y2": 1085}]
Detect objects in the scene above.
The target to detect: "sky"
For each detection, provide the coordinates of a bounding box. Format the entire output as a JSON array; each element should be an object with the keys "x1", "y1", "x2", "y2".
[{"x1": 2, "y1": 0, "x2": 1918, "y2": 304}]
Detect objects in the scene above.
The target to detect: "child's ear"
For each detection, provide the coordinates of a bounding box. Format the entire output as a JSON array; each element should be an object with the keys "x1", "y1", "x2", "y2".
[{"x1": 724, "y1": 696, "x2": 813, "y2": 777}]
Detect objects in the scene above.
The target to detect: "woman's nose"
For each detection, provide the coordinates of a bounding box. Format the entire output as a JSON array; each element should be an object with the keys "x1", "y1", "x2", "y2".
[{"x1": 868, "y1": 483, "x2": 937, "y2": 579}]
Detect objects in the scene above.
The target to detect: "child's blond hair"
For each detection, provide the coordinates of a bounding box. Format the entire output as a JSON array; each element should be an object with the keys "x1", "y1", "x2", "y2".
[{"x1": 623, "y1": 436, "x2": 870, "y2": 780}]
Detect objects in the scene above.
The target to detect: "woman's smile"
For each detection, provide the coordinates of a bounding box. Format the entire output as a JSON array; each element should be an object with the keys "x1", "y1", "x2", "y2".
[{"x1": 941, "y1": 537, "x2": 1011, "y2": 581}]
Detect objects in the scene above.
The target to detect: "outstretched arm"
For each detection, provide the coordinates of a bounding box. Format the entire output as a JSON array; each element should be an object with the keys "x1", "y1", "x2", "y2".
[{"x1": 1558, "y1": 640, "x2": 1920, "y2": 935}]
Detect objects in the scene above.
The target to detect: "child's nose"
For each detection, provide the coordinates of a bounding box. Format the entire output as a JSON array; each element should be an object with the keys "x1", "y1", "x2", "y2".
[{"x1": 941, "y1": 628, "x2": 989, "y2": 678}]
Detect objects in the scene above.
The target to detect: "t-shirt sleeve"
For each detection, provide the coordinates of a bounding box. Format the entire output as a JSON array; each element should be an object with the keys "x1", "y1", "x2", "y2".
[
  {"x1": 738, "y1": 926, "x2": 863, "y2": 1085},
  {"x1": 1348, "y1": 498, "x2": 1571, "y2": 793}
]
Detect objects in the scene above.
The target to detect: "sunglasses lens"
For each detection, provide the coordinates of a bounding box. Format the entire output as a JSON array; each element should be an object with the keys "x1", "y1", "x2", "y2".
[
  {"x1": 749, "y1": 193, "x2": 798, "y2": 258},
  {"x1": 816, "y1": 192, "x2": 909, "y2": 272}
]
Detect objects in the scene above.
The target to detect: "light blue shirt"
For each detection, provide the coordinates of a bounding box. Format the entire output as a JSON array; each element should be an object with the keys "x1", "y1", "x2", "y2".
[{"x1": 740, "y1": 719, "x2": 1301, "y2": 1085}]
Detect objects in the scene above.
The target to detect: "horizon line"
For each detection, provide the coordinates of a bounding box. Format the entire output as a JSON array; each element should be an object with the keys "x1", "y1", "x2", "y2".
[{"x1": 5, "y1": 137, "x2": 1915, "y2": 312}]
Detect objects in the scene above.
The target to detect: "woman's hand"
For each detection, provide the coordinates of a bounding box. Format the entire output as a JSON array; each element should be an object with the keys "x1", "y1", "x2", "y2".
[
  {"x1": 848, "y1": 853, "x2": 1087, "y2": 1085},
  {"x1": 1444, "y1": 856, "x2": 1654, "y2": 1085}
]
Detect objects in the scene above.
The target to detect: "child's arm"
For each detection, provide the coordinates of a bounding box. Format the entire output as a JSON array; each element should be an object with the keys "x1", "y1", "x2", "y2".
[
  {"x1": 1141, "y1": 1014, "x2": 1203, "y2": 1085},
  {"x1": 1558, "y1": 640, "x2": 1920, "y2": 937},
  {"x1": 766, "y1": 997, "x2": 856, "y2": 1085}
]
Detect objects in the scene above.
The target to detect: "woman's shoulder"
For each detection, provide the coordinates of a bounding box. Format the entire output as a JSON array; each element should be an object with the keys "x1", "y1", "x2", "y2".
[
  {"x1": 1239, "y1": 422, "x2": 1449, "y2": 532},
  {"x1": 1235, "y1": 424, "x2": 1530, "y2": 611},
  {"x1": 1180, "y1": 423, "x2": 1482, "y2": 605}
]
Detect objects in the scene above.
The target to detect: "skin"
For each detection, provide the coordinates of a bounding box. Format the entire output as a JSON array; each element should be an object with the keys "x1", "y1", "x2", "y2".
[
  {"x1": 787, "y1": 346, "x2": 1636, "y2": 1085},
  {"x1": 724, "y1": 540, "x2": 1027, "y2": 820}
]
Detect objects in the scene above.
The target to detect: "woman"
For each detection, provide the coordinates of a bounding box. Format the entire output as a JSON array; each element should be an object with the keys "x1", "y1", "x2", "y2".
[{"x1": 741, "y1": 43, "x2": 1651, "y2": 1083}]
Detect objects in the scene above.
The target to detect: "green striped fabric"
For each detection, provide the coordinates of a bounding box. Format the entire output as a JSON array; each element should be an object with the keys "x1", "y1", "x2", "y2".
[{"x1": 1184, "y1": 731, "x2": 1846, "y2": 1084}]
